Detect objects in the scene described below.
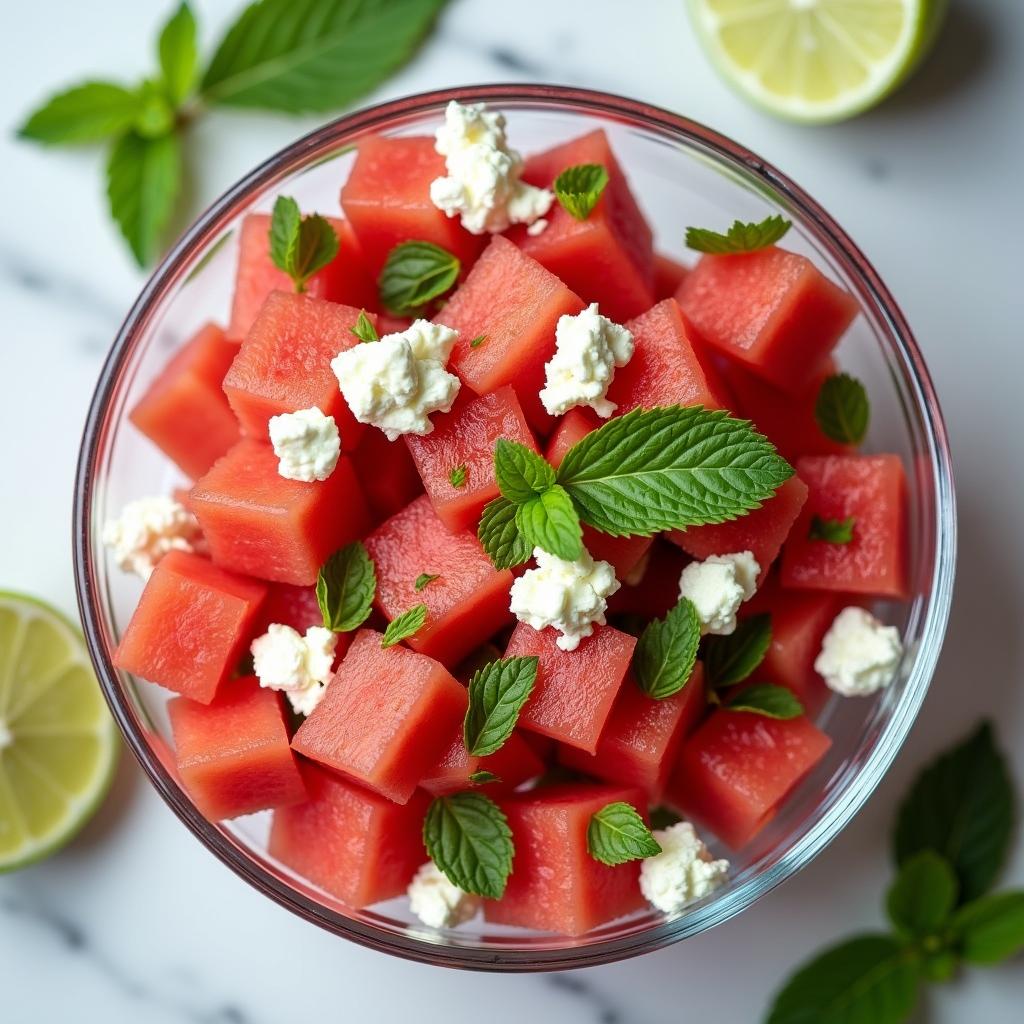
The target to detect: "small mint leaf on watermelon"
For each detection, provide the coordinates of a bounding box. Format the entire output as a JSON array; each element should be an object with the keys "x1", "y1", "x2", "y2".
[
  {"x1": 423, "y1": 791, "x2": 514, "y2": 899},
  {"x1": 19, "y1": 82, "x2": 142, "y2": 146},
  {"x1": 633, "y1": 598, "x2": 701, "y2": 700},
  {"x1": 469, "y1": 334, "x2": 487, "y2": 349},
  {"x1": 449, "y1": 464, "x2": 468, "y2": 488},
  {"x1": 350, "y1": 310, "x2": 378, "y2": 343},
  {"x1": 494, "y1": 439, "x2": 556, "y2": 505},
  {"x1": 477, "y1": 497, "x2": 532, "y2": 570},
  {"x1": 468, "y1": 769, "x2": 501, "y2": 786},
  {"x1": 725, "y1": 683, "x2": 803, "y2": 720},
  {"x1": 704, "y1": 613, "x2": 772, "y2": 690},
  {"x1": 316, "y1": 541, "x2": 376, "y2": 633},
  {"x1": 514, "y1": 485, "x2": 582, "y2": 562},
  {"x1": 587, "y1": 802, "x2": 661, "y2": 866},
  {"x1": 554, "y1": 163, "x2": 609, "y2": 221},
  {"x1": 413, "y1": 572, "x2": 440, "y2": 592},
  {"x1": 268, "y1": 195, "x2": 339, "y2": 293},
  {"x1": 463, "y1": 656, "x2": 539, "y2": 757},
  {"x1": 809, "y1": 515, "x2": 856, "y2": 544},
  {"x1": 378, "y1": 240, "x2": 460, "y2": 316},
  {"x1": 686, "y1": 214, "x2": 791, "y2": 254},
  {"x1": 815, "y1": 372, "x2": 870, "y2": 445},
  {"x1": 381, "y1": 603, "x2": 428, "y2": 648},
  {"x1": 157, "y1": 2, "x2": 199, "y2": 106}
]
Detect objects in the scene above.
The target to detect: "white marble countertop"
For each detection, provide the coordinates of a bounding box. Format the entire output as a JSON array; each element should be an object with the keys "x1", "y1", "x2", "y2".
[{"x1": 2, "y1": 1, "x2": 1023, "y2": 1020}]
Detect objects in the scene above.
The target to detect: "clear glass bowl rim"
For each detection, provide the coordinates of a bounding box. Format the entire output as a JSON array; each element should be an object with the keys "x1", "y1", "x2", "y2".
[{"x1": 72, "y1": 83, "x2": 956, "y2": 972}]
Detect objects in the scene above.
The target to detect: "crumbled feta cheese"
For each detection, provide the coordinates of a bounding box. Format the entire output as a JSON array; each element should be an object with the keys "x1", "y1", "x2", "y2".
[
  {"x1": 509, "y1": 546, "x2": 620, "y2": 652},
  {"x1": 640, "y1": 821, "x2": 730, "y2": 914},
  {"x1": 331, "y1": 320, "x2": 460, "y2": 441},
  {"x1": 429, "y1": 100, "x2": 553, "y2": 235},
  {"x1": 539, "y1": 303, "x2": 635, "y2": 418},
  {"x1": 407, "y1": 861, "x2": 481, "y2": 929},
  {"x1": 268, "y1": 407, "x2": 340, "y2": 482},
  {"x1": 526, "y1": 217, "x2": 549, "y2": 237},
  {"x1": 815, "y1": 606, "x2": 903, "y2": 697},
  {"x1": 677, "y1": 551, "x2": 760, "y2": 635},
  {"x1": 102, "y1": 496, "x2": 202, "y2": 579},
  {"x1": 250, "y1": 623, "x2": 337, "y2": 716}
]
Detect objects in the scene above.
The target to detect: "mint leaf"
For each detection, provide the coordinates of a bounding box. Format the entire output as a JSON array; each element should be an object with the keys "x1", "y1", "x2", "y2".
[
  {"x1": 350, "y1": 310, "x2": 378, "y2": 342},
  {"x1": 704, "y1": 613, "x2": 772, "y2": 689},
  {"x1": 634, "y1": 598, "x2": 701, "y2": 700},
  {"x1": 494, "y1": 439, "x2": 555, "y2": 504},
  {"x1": 268, "y1": 195, "x2": 339, "y2": 292},
  {"x1": 726, "y1": 684, "x2": 803, "y2": 719},
  {"x1": 449, "y1": 464, "x2": 468, "y2": 488},
  {"x1": 649, "y1": 806, "x2": 682, "y2": 831},
  {"x1": 463, "y1": 656, "x2": 539, "y2": 757},
  {"x1": 469, "y1": 334, "x2": 487, "y2": 349},
  {"x1": 106, "y1": 131, "x2": 181, "y2": 266},
  {"x1": 468, "y1": 770, "x2": 501, "y2": 786},
  {"x1": 423, "y1": 791, "x2": 514, "y2": 899},
  {"x1": 515, "y1": 485, "x2": 582, "y2": 562},
  {"x1": 886, "y1": 851, "x2": 959, "y2": 940},
  {"x1": 554, "y1": 163, "x2": 609, "y2": 221},
  {"x1": 478, "y1": 497, "x2": 532, "y2": 570},
  {"x1": 815, "y1": 373, "x2": 870, "y2": 445},
  {"x1": 379, "y1": 240, "x2": 460, "y2": 316},
  {"x1": 200, "y1": 0, "x2": 448, "y2": 113},
  {"x1": 952, "y1": 891, "x2": 1024, "y2": 965},
  {"x1": 381, "y1": 604, "x2": 428, "y2": 648},
  {"x1": 766, "y1": 935, "x2": 920, "y2": 1024},
  {"x1": 587, "y1": 802, "x2": 661, "y2": 866},
  {"x1": 556, "y1": 406, "x2": 794, "y2": 537},
  {"x1": 158, "y1": 2, "x2": 198, "y2": 105},
  {"x1": 413, "y1": 572, "x2": 440, "y2": 593},
  {"x1": 894, "y1": 722, "x2": 1014, "y2": 903},
  {"x1": 686, "y1": 214, "x2": 791, "y2": 255},
  {"x1": 809, "y1": 515, "x2": 855, "y2": 544},
  {"x1": 133, "y1": 80, "x2": 176, "y2": 140},
  {"x1": 19, "y1": 82, "x2": 141, "y2": 145},
  {"x1": 316, "y1": 541, "x2": 376, "y2": 632}
]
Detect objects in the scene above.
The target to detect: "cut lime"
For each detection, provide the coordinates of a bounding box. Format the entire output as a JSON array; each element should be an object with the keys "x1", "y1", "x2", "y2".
[
  {"x1": 688, "y1": 0, "x2": 949, "y2": 123},
  {"x1": 0, "y1": 592, "x2": 118, "y2": 872}
]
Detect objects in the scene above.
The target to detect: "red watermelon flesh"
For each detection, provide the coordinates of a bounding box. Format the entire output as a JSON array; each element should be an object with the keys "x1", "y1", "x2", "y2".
[
  {"x1": 114, "y1": 550, "x2": 266, "y2": 704},
  {"x1": 653, "y1": 253, "x2": 690, "y2": 299},
  {"x1": 130, "y1": 323, "x2": 241, "y2": 480},
  {"x1": 421, "y1": 727, "x2": 544, "y2": 796},
  {"x1": 351, "y1": 426, "x2": 424, "y2": 524},
  {"x1": 168, "y1": 677, "x2": 306, "y2": 820},
  {"x1": 607, "y1": 539, "x2": 690, "y2": 621}
]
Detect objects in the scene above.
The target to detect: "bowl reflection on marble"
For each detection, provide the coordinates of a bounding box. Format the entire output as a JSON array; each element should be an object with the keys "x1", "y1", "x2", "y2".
[{"x1": 73, "y1": 85, "x2": 955, "y2": 971}]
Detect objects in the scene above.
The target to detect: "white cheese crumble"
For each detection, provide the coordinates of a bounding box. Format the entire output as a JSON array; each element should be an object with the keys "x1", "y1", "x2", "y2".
[
  {"x1": 250, "y1": 623, "x2": 337, "y2": 716},
  {"x1": 429, "y1": 100, "x2": 553, "y2": 235},
  {"x1": 268, "y1": 407, "x2": 340, "y2": 482},
  {"x1": 407, "y1": 861, "x2": 481, "y2": 929},
  {"x1": 102, "y1": 496, "x2": 202, "y2": 579},
  {"x1": 640, "y1": 821, "x2": 730, "y2": 914},
  {"x1": 331, "y1": 320, "x2": 460, "y2": 441},
  {"x1": 814, "y1": 606, "x2": 903, "y2": 697},
  {"x1": 677, "y1": 551, "x2": 760, "y2": 636},
  {"x1": 526, "y1": 217, "x2": 549, "y2": 237},
  {"x1": 509, "y1": 546, "x2": 620, "y2": 652},
  {"x1": 539, "y1": 303, "x2": 634, "y2": 418}
]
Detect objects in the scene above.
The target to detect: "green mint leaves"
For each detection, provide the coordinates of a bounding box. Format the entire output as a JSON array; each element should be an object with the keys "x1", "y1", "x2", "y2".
[
  {"x1": 18, "y1": 1, "x2": 447, "y2": 265},
  {"x1": 350, "y1": 310, "x2": 379, "y2": 343},
  {"x1": 809, "y1": 515, "x2": 855, "y2": 544},
  {"x1": 494, "y1": 440, "x2": 555, "y2": 503},
  {"x1": 725, "y1": 684, "x2": 803, "y2": 720},
  {"x1": 316, "y1": 541, "x2": 376, "y2": 633},
  {"x1": 766, "y1": 722, "x2": 1022, "y2": 1024},
  {"x1": 463, "y1": 656, "x2": 539, "y2": 757},
  {"x1": 587, "y1": 802, "x2": 661, "y2": 866},
  {"x1": 478, "y1": 497, "x2": 533, "y2": 570},
  {"x1": 381, "y1": 604, "x2": 428, "y2": 648},
  {"x1": 815, "y1": 372, "x2": 870, "y2": 445},
  {"x1": 449, "y1": 464, "x2": 468, "y2": 488},
  {"x1": 554, "y1": 163, "x2": 609, "y2": 220},
  {"x1": 423, "y1": 791, "x2": 514, "y2": 899},
  {"x1": 269, "y1": 196, "x2": 339, "y2": 293},
  {"x1": 633, "y1": 599, "x2": 701, "y2": 700},
  {"x1": 704, "y1": 613, "x2": 772, "y2": 689},
  {"x1": 413, "y1": 573, "x2": 440, "y2": 593},
  {"x1": 469, "y1": 334, "x2": 487, "y2": 349},
  {"x1": 468, "y1": 769, "x2": 501, "y2": 786},
  {"x1": 686, "y1": 214, "x2": 792, "y2": 255},
  {"x1": 378, "y1": 240, "x2": 460, "y2": 316}
]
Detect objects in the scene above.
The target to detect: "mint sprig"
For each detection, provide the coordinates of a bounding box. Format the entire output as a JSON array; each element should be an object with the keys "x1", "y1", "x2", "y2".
[
  {"x1": 726, "y1": 683, "x2": 803, "y2": 719},
  {"x1": 553, "y1": 163, "x2": 609, "y2": 221},
  {"x1": 19, "y1": 83, "x2": 146, "y2": 146},
  {"x1": 633, "y1": 598, "x2": 701, "y2": 700},
  {"x1": 316, "y1": 541, "x2": 376, "y2": 633},
  {"x1": 381, "y1": 604, "x2": 428, "y2": 648},
  {"x1": 886, "y1": 851, "x2": 958, "y2": 940},
  {"x1": 158, "y1": 1, "x2": 199, "y2": 105},
  {"x1": 463, "y1": 656, "x2": 539, "y2": 757},
  {"x1": 815, "y1": 372, "x2": 870, "y2": 445},
  {"x1": 704, "y1": 613, "x2": 772, "y2": 690},
  {"x1": 809, "y1": 515, "x2": 855, "y2": 544},
  {"x1": 494, "y1": 440, "x2": 555, "y2": 504},
  {"x1": 514, "y1": 486, "x2": 582, "y2": 562},
  {"x1": 686, "y1": 214, "x2": 791, "y2": 255},
  {"x1": 269, "y1": 196, "x2": 339, "y2": 293},
  {"x1": 477, "y1": 497, "x2": 533, "y2": 570},
  {"x1": 378, "y1": 240, "x2": 460, "y2": 316},
  {"x1": 587, "y1": 802, "x2": 661, "y2": 866}
]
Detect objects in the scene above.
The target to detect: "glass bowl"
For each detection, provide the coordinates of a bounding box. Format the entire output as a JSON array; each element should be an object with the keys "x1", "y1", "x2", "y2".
[{"x1": 73, "y1": 84, "x2": 955, "y2": 971}]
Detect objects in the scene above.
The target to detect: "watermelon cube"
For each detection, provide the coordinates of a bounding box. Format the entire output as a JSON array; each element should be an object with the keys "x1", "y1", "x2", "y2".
[
  {"x1": 781, "y1": 455, "x2": 908, "y2": 599},
  {"x1": 190, "y1": 439, "x2": 370, "y2": 586},
  {"x1": 270, "y1": 764, "x2": 430, "y2": 908},
  {"x1": 130, "y1": 323, "x2": 241, "y2": 480},
  {"x1": 340, "y1": 134, "x2": 485, "y2": 278},
  {"x1": 653, "y1": 253, "x2": 690, "y2": 299},
  {"x1": 668, "y1": 475, "x2": 809, "y2": 584},
  {"x1": 222, "y1": 290, "x2": 371, "y2": 447},
  {"x1": 559, "y1": 665, "x2": 706, "y2": 801},
  {"x1": 114, "y1": 550, "x2": 266, "y2": 704},
  {"x1": 291, "y1": 629, "x2": 465, "y2": 804},
  {"x1": 365, "y1": 495, "x2": 514, "y2": 667},
  {"x1": 677, "y1": 248, "x2": 858, "y2": 394},
  {"x1": 485, "y1": 783, "x2": 646, "y2": 934},
  {"x1": 168, "y1": 677, "x2": 306, "y2": 820},
  {"x1": 421, "y1": 727, "x2": 544, "y2": 796},
  {"x1": 511, "y1": 130, "x2": 655, "y2": 321},
  {"x1": 351, "y1": 425, "x2": 424, "y2": 524},
  {"x1": 666, "y1": 709, "x2": 832, "y2": 849},
  {"x1": 405, "y1": 385, "x2": 538, "y2": 532},
  {"x1": 227, "y1": 213, "x2": 377, "y2": 340},
  {"x1": 504, "y1": 621, "x2": 635, "y2": 753},
  {"x1": 438, "y1": 235, "x2": 585, "y2": 433}
]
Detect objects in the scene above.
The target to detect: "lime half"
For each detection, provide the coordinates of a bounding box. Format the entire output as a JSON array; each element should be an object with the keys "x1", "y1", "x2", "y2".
[
  {"x1": 0, "y1": 592, "x2": 118, "y2": 872},
  {"x1": 688, "y1": 0, "x2": 949, "y2": 123}
]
